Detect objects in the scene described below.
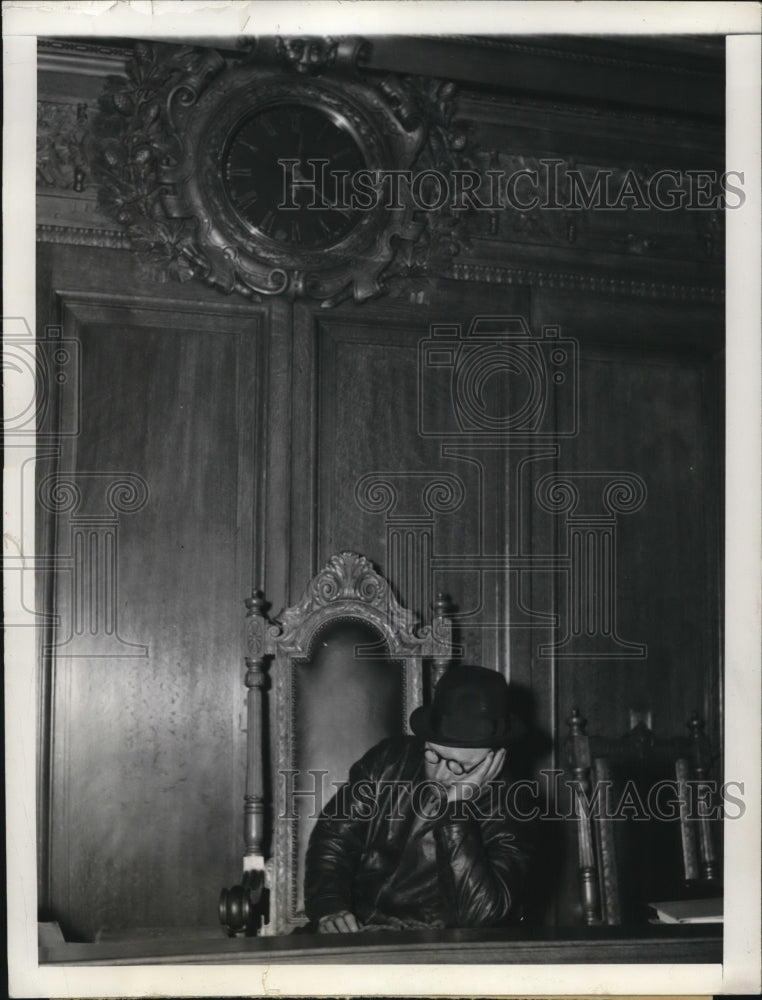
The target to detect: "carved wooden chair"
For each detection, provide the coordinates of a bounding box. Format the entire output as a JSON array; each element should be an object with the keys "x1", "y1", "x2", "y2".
[
  {"x1": 564, "y1": 708, "x2": 721, "y2": 926},
  {"x1": 219, "y1": 551, "x2": 452, "y2": 935}
]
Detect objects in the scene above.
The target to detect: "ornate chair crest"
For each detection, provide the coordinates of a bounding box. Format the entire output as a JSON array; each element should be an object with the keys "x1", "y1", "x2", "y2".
[{"x1": 220, "y1": 552, "x2": 452, "y2": 936}]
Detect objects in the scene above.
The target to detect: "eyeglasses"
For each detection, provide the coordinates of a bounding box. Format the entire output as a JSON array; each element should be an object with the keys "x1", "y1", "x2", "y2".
[{"x1": 424, "y1": 746, "x2": 488, "y2": 776}]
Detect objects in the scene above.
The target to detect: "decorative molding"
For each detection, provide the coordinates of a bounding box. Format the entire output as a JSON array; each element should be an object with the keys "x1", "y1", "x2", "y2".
[
  {"x1": 35, "y1": 226, "x2": 723, "y2": 302},
  {"x1": 456, "y1": 90, "x2": 725, "y2": 141},
  {"x1": 36, "y1": 224, "x2": 131, "y2": 249},
  {"x1": 46, "y1": 37, "x2": 725, "y2": 303},
  {"x1": 443, "y1": 35, "x2": 723, "y2": 80},
  {"x1": 38, "y1": 37, "x2": 130, "y2": 77},
  {"x1": 39, "y1": 34, "x2": 723, "y2": 84},
  {"x1": 444, "y1": 260, "x2": 723, "y2": 303},
  {"x1": 452, "y1": 151, "x2": 724, "y2": 265},
  {"x1": 39, "y1": 38, "x2": 131, "y2": 60}
]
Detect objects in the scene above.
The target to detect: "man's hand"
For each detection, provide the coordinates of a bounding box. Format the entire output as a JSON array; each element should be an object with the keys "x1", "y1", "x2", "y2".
[
  {"x1": 317, "y1": 909, "x2": 361, "y2": 933},
  {"x1": 445, "y1": 747, "x2": 505, "y2": 804}
]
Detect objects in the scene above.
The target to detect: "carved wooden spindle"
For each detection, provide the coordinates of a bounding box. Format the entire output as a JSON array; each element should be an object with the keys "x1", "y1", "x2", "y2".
[
  {"x1": 219, "y1": 589, "x2": 270, "y2": 935},
  {"x1": 675, "y1": 755, "x2": 700, "y2": 882},
  {"x1": 593, "y1": 757, "x2": 620, "y2": 925},
  {"x1": 687, "y1": 712, "x2": 718, "y2": 881},
  {"x1": 566, "y1": 707, "x2": 601, "y2": 926},
  {"x1": 243, "y1": 590, "x2": 268, "y2": 872},
  {"x1": 430, "y1": 592, "x2": 452, "y2": 694}
]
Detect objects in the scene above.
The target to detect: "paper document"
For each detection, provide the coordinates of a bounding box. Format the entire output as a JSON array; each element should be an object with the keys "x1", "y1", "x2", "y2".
[{"x1": 650, "y1": 898, "x2": 724, "y2": 924}]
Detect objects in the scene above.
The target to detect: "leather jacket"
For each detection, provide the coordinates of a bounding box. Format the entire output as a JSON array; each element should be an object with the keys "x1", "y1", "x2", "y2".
[{"x1": 304, "y1": 735, "x2": 532, "y2": 929}]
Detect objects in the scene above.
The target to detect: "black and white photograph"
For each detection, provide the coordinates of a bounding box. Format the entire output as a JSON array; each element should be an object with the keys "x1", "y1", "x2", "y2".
[{"x1": 4, "y1": 2, "x2": 761, "y2": 996}]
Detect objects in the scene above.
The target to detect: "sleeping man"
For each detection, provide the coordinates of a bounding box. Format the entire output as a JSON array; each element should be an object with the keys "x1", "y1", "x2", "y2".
[{"x1": 304, "y1": 665, "x2": 532, "y2": 932}]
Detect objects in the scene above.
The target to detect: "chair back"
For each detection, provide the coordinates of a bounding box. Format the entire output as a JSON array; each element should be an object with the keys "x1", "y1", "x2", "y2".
[
  {"x1": 564, "y1": 708, "x2": 720, "y2": 926},
  {"x1": 235, "y1": 552, "x2": 452, "y2": 935}
]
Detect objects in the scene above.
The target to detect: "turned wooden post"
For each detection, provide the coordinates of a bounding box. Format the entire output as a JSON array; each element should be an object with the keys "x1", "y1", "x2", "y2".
[
  {"x1": 675, "y1": 755, "x2": 700, "y2": 882},
  {"x1": 566, "y1": 707, "x2": 601, "y2": 926},
  {"x1": 243, "y1": 590, "x2": 268, "y2": 874},
  {"x1": 219, "y1": 589, "x2": 269, "y2": 935},
  {"x1": 430, "y1": 592, "x2": 452, "y2": 694},
  {"x1": 592, "y1": 757, "x2": 620, "y2": 925},
  {"x1": 687, "y1": 712, "x2": 718, "y2": 881}
]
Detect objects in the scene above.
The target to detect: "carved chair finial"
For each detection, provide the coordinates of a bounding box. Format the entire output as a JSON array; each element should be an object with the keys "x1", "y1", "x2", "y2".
[
  {"x1": 686, "y1": 711, "x2": 712, "y2": 772},
  {"x1": 245, "y1": 590, "x2": 268, "y2": 617},
  {"x1": 433, "y1": 592, "x2": 451, "y2": 618},
  {"x1": 687, "y1": 711, "x2": 705, "y2": 738},
  {"x1": 568, "y1": 706, "x2": 587, "y2": 734},
  {"x1": 565, "y1": 707, "x2": 591, "y2": 769}
]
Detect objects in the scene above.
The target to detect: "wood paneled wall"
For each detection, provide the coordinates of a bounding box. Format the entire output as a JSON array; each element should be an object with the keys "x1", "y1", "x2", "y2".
[
  {"x1": 294, "y1": 283, "x2": 530, "y2": 672},
  {"x1": 37, "y1": 245, "x2": 270, "y2": 938},
  {"x1": 36, "y1": 37, "x2": 724, "y2": 938},
  {"x1": 37, "y1": 243, "x2": 723, "y2": 936},
  {"x1": 524, "y1": 290, "x2": 723, "y2": 925}
]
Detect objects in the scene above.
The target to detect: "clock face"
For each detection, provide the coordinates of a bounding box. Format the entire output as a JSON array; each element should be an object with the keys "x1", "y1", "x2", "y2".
[{"x1": 222, "y1": 102, "x2": 368, "y2": 250}]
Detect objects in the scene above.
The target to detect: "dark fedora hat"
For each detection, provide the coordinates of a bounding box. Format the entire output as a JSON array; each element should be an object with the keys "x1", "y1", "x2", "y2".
[{"x1": 409, "y1": 665, "x2": 525, "y2": 749}]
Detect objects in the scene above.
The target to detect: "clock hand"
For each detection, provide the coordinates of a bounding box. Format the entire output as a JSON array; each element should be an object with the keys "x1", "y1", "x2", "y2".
[
  {"x1": 311, "y1": 173, "x2": 349, "y2": 214},
  {"x1": 288, "y1": 162, "x2": 337, "y2": 211}
]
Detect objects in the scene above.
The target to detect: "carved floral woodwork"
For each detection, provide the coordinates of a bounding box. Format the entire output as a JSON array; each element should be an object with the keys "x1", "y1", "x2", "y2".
[
  {"x1": 39, "y1": 36, "x2": 725, "y2": 303},
  {"x1": 263, "y1": 551, "x2": 439, "y2": 655},
  {"x1": 458, "y1": 150, "x2": 724, "y2": 264},
  {"x1": 88, "y1": 39, "x2": 475, "y2": 306},
  {"x1": 37, "y1": 101, "x2": 93, "y2": 192}
]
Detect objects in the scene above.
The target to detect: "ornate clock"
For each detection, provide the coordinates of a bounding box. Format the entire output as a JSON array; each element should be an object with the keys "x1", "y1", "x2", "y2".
[
  {"x1": 94, "y1": 40, "x2": 463, "y2": 306},
  {"x1": 221, "y1": 102, "x2": 367, "y2": 251},
  {"x1": 167, "y1": 57, "x2": 425, "y2": 305}
]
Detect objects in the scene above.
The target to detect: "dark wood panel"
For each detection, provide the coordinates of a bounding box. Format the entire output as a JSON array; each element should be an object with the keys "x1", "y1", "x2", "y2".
[
  {"x1": 318, "y1": 321, "x2": 485, "y2": 632},
  {"x1": 37, "y1": 242, "x2": 271, "y2": 314},
  {"x1": 529, "y1": 290, "x2": 723, "y2": 739},
  {"x1": 555, "y1": 359, "x2": 714, "y2": 723},
  {"x1": 526, "y1": 288, "x2": 723, "y2": 928},
  {"x1": 365, "y1": 36, "x2": 725, "y2": 120},
  {"x1": 307, "y1": 285, "x2": 531, "y2": 674},
  {"x1": 43, "y1": 295, "x2": 265, "y2": 939}
]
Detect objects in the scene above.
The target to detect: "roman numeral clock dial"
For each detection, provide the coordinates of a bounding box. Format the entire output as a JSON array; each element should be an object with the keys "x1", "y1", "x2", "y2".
[
  {"x1": 222, "y1": 103, "x2": 367, "y2": 250},
  {"x1": 172, "y1": 63, "x2": 422, "y2": 304}
]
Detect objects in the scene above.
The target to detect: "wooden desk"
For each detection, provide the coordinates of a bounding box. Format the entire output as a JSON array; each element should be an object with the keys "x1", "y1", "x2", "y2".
[{"x1": 39, "y1": 923, "x2": 722, "y2": 966}]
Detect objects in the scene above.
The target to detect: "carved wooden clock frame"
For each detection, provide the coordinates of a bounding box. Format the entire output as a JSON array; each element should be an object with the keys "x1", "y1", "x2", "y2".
[
  {"x1": 93, "y1": 40, "x2": 459, "y2": 307},
  {"x1": 179, "y1": 66, "x2": 423, "y2": 304}
]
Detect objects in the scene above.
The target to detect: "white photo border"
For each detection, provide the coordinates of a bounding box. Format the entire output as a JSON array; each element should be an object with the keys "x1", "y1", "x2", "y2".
[{"x1": 4, "y1": 2, "x2": 760, "y2": 996}]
